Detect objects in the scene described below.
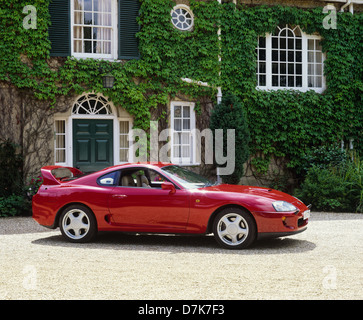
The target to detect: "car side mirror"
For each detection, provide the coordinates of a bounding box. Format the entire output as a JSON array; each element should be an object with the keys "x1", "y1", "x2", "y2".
[{"x1": 161, "y1": 181, "x2": 176, "y2": 194}]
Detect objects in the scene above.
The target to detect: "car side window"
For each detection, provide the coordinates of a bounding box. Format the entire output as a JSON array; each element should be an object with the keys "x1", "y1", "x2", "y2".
[
  {"x1": 98, "y1": 171, "x2": 120, "y2": 186},
  {"x1": 148, "y1": 169, "x2": 167, "y2": 189},
  {"x1": 120, "y1": 169, "x2": 151, "y2": 188}
]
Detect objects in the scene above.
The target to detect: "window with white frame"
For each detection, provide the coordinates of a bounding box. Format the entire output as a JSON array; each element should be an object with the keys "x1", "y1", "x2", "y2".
[
  {"x1": 119, "y1": 120, "x2": 131, "y2": 162},
  {"x1": 72, "y1": 93, "x2": 113, "y2": 115},
  {"x1": 171, "y1": 5, "x2": 194, "y2": 31},
  {"x1": 55, "y1": 120, "x2": 66, "y2": 164},
  {"x1": 256, "y1": 25, "x2": 325, "y2": 92},
  {"x1": 72, "y1": 0, "x2": 117, "y2": 58},
  {"x1": 171, "y1": 102, "x2": 196, "y2": 164}
]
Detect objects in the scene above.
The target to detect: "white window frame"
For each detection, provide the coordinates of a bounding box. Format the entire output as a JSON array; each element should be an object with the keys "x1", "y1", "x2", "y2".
[
  {"x1": 257, "y1": 25, "x2": 325, "y2": 93},
  {"x1": 71, "y1": 0, "x2": 118, "y2": 60},
  {"x1": 119, "y1": 118, "x2": 133, "y2": 163},
  {"x1": 54, "y1": 119, "x2": 67, "y2": 165},
  {"x1": 170, "y1": 101, "x2": 197, "y2": 165},
  {"x1": 171, "y1": 4, "x2": 194, "y2": 32}
]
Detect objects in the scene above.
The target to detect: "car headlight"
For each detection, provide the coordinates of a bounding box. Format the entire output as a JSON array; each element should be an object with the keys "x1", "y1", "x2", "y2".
[{"x1": 272, "y1": 201, "x2": 297, "y2": 212}]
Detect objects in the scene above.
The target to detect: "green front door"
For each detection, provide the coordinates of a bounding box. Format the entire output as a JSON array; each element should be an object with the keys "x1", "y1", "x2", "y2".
[{"x1": 73, "y1": 119, "x2": 113, "y2": 173}]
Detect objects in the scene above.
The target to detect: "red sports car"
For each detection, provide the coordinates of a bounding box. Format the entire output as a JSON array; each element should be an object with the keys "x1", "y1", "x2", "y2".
[{"x1": 32, "y1": 163, "x2": 310, "y2": 249}]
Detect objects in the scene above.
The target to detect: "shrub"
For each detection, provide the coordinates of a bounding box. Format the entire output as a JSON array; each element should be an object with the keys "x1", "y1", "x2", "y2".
[
  {"x1": 0, "y1": 140, "x2": 23, "y2": 198},
  {"x1": 297, "y1": 144, "x2": 348, "y2": 177},
  {"x1": 0, "y1": 194, "x2": 31, "y2": 217},
  {"x1": 295, "y1": 154, "x2": 363, "y2": 213},
  {"x1": 210, "y1": 93, "x2": 250, "y2": 184}
]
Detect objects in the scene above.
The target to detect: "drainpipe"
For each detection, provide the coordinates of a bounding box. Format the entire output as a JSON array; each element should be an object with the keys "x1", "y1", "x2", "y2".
[
  {"x1": 349, "y1": 2, "x2": 354, "y2": 14},
  {"x1": 217, "y1": 0, "x2": 222, "y2": 104},
  {"x1": 340, "y1": 0, "x2": 352, "y2": 12}
]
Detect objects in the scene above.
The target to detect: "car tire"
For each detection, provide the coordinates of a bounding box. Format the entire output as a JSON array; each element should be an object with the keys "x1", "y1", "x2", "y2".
[
  {"x1": 213, "y1": 207, "x2": 256, "y2": 249},
  {"x1": 59, "y1": 205, "x2": 97, "y2": 243}
]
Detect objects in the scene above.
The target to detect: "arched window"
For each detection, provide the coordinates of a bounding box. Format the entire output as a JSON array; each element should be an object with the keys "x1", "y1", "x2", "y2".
[
  {"x1": 257, "y1": 24, "x2": 324, "y2": 92},
  {"x1": 72, "y1": 93, "x2": 113, "y2": 115}
]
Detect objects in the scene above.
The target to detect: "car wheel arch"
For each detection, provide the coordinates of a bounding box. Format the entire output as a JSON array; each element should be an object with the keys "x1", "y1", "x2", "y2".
[
  {"x1": 206, "y1": 204, "x2": 257, "y2": 234},
  {"x1": 55, "y1": 202, "x2": 97, "y2": 229}
]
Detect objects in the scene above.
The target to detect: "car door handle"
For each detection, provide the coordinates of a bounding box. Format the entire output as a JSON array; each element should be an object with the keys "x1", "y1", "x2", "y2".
[{"x1": 112, "y1": 194, "x2": 127, "y2": 199}]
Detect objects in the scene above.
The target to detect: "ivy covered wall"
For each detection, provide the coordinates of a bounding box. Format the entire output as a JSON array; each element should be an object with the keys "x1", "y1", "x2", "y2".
[{"x1": 0, "y1": 0, "x2": 362, "y2": 184}]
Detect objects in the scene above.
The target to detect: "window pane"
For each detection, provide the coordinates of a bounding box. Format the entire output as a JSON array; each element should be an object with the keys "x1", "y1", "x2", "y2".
[
  {"x1": 280, "y1": 50, "x2": 286, "y2": 62},
  {"x1": 84, "y1": 27, "x2": 92, "y2": 39},
  {"x1": 183, "y1": 106, "x2": 190, "y2": 118},
  {"x1": 272, "y1": 50, "x2": 278, "y2": 61},
  {"x1": 183, "y1": 119, "x2": 190, "y2": 130},
  {"x1": 308, "y1": 63, "x2": 314, "y2": 75},
  {"x1": 84, "y1": 0, "x2": 92, "y2": 11},
  {"x1": 259, "y1": 62, "x2": 266, "y2": 73},
  {"x1": 174, "y1": 132, "x2": 180, "y2": 144},
  {"x1": 288, "y1": 38, "x2": 294, "y2": 49},
  {"x1": 258, "y1": 75, "x2": 266, "y2": 86},
  {"x1": 288, "y1": 51, "x2": 294, "y2": 62},
  {"x1": 84, "y1": 41, "x2": 92, "y2": 53},
  {"x1": 74, "y1": 11, "x2": 83, "y2": 24},
  {"x1": 280, "y1": 63, "x2": 286, "y2": 74},
  {"x1": 120, "y1": 149, "x2": 128, "y2": 162},
  {"x1": 259, "y1": 37, "x2": 266, "y2": 48},
  {"x1": 308, "y1": 39, "x2": 314, "y2": 50},
  {"x1": 272, "y1": 63, "x2": 278, "y2": 74},
  {"x1": 173, "y1": 146, "x2": 180, "y2": 158},
  {"x1": 174, "y1": 106, "x2": 181, "y2": 117},
  {"x1": 308, "y1": 52, "x2": 314, "y2": 63},
  {"x1": 56, "y1": 150, "x2": 66, "y2": 163},
  {"x1": 288, "y1": 76, "x2": 294, "y2": 87},
  {"x1": 84, "y1": 12, "x2": 92, "y2": 24},
  {"x1": 75, "y1": 0, "x2": 83, "y2": 10},
  {"x1": 174, "y1": 119, "x2": 181, "y2": 131},
  {"x1": 308, "y1": 76, "x2": 314, "y2": 87},
  {"x1": 280, "y1": 75, "x2": 286, "y2": 87},
  {"x1": 280, "y1": 38, "x2": 286, "y2": 49},
  {"x1": 272, "y1": 37, "x2": 278, "y2": 48},
  {"x1": 272, "y1": 75, "x2": 278, "y2": 86},
  {"x1": 182, "y1": 146, "x2": 190, "y2": 157},
  {"x1": 288, "y1": 63, "x2": 294, "y2": 75},
  {"x1": 181, "y1": 132, "x2": 189, "y2": 144},
  {"x1": 259, "y1": 49, "x2": 266, "y2": 61}
]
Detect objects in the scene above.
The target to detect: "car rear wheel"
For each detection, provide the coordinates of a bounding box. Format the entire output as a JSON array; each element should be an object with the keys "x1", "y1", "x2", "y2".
[
  {"x1": 213, "y1": 208, "x2": 256, "y2": 249},
  {"x1": 59, "y1": 205, "x2": 97, "y2": 243}
]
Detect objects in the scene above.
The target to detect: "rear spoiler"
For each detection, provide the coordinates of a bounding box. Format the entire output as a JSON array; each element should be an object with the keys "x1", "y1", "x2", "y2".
[{"x1": 40, "y1": 166, "x2": 84, "y2": 186}]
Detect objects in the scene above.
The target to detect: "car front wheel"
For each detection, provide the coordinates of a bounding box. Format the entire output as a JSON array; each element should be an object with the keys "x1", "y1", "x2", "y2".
[
  {"x1": 213, "y1": 208, "x2": 256, "y2": 249},
  {"x1": 59, "y1": 205, "x2": 97, "y2": 243}
]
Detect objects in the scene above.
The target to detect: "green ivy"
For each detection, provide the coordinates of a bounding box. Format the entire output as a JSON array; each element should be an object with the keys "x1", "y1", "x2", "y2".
[
  {"x1": 0, "y1": 0, "x2": 362, "y2": 178},
  {"x1": 221, "y1": 4, "x2": 363, "y2": 175}
]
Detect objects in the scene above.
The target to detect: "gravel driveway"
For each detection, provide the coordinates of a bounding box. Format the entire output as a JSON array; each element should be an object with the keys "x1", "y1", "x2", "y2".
[{"x1": 0, "y1": 212, "x2": 362, "y2": 300}]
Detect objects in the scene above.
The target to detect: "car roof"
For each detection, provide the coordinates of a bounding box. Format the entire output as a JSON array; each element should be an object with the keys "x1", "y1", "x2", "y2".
[{"x1": 102, "y1": 162, "x2": 174, "y2": 171}]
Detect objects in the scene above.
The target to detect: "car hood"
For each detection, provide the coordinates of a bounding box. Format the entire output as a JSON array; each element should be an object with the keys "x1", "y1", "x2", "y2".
[{"x1": 199, "y1": 184, "x2": 304, "y2": 210}]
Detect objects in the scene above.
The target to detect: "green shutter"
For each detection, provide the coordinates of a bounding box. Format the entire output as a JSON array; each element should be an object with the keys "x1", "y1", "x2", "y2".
[
  {"x1": 119, "y1": 0, "x2": 140, "y2": 60},
  {"x1": 49, "y1": 0, "x2": 70, "y2": 57}
]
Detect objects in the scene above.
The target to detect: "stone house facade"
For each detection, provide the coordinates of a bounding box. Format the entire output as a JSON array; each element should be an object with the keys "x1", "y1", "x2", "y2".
[{"x1": 0, "y1": 0, "x2": 362, "y2": 186}]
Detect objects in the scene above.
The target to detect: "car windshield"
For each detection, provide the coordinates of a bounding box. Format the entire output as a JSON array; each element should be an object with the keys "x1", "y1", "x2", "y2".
[{"x1": 161, "y1": 165, "x2": 216, "y2": 189}]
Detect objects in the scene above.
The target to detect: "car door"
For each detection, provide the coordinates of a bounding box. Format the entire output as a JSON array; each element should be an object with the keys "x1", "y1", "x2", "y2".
[{"x1": 108, "y1": 168, "x2": 190, "y2": 232}]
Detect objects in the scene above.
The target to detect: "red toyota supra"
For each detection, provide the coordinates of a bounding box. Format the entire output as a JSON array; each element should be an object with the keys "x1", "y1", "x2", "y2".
[{"x1": 32, "y1": 163, "x2": 310, "y2": 249}]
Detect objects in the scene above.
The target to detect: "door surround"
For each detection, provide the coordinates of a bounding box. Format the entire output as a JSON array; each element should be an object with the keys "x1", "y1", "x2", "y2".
[{"x1": 54, "y1": 93, "x2": 132, "y2": 168}]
